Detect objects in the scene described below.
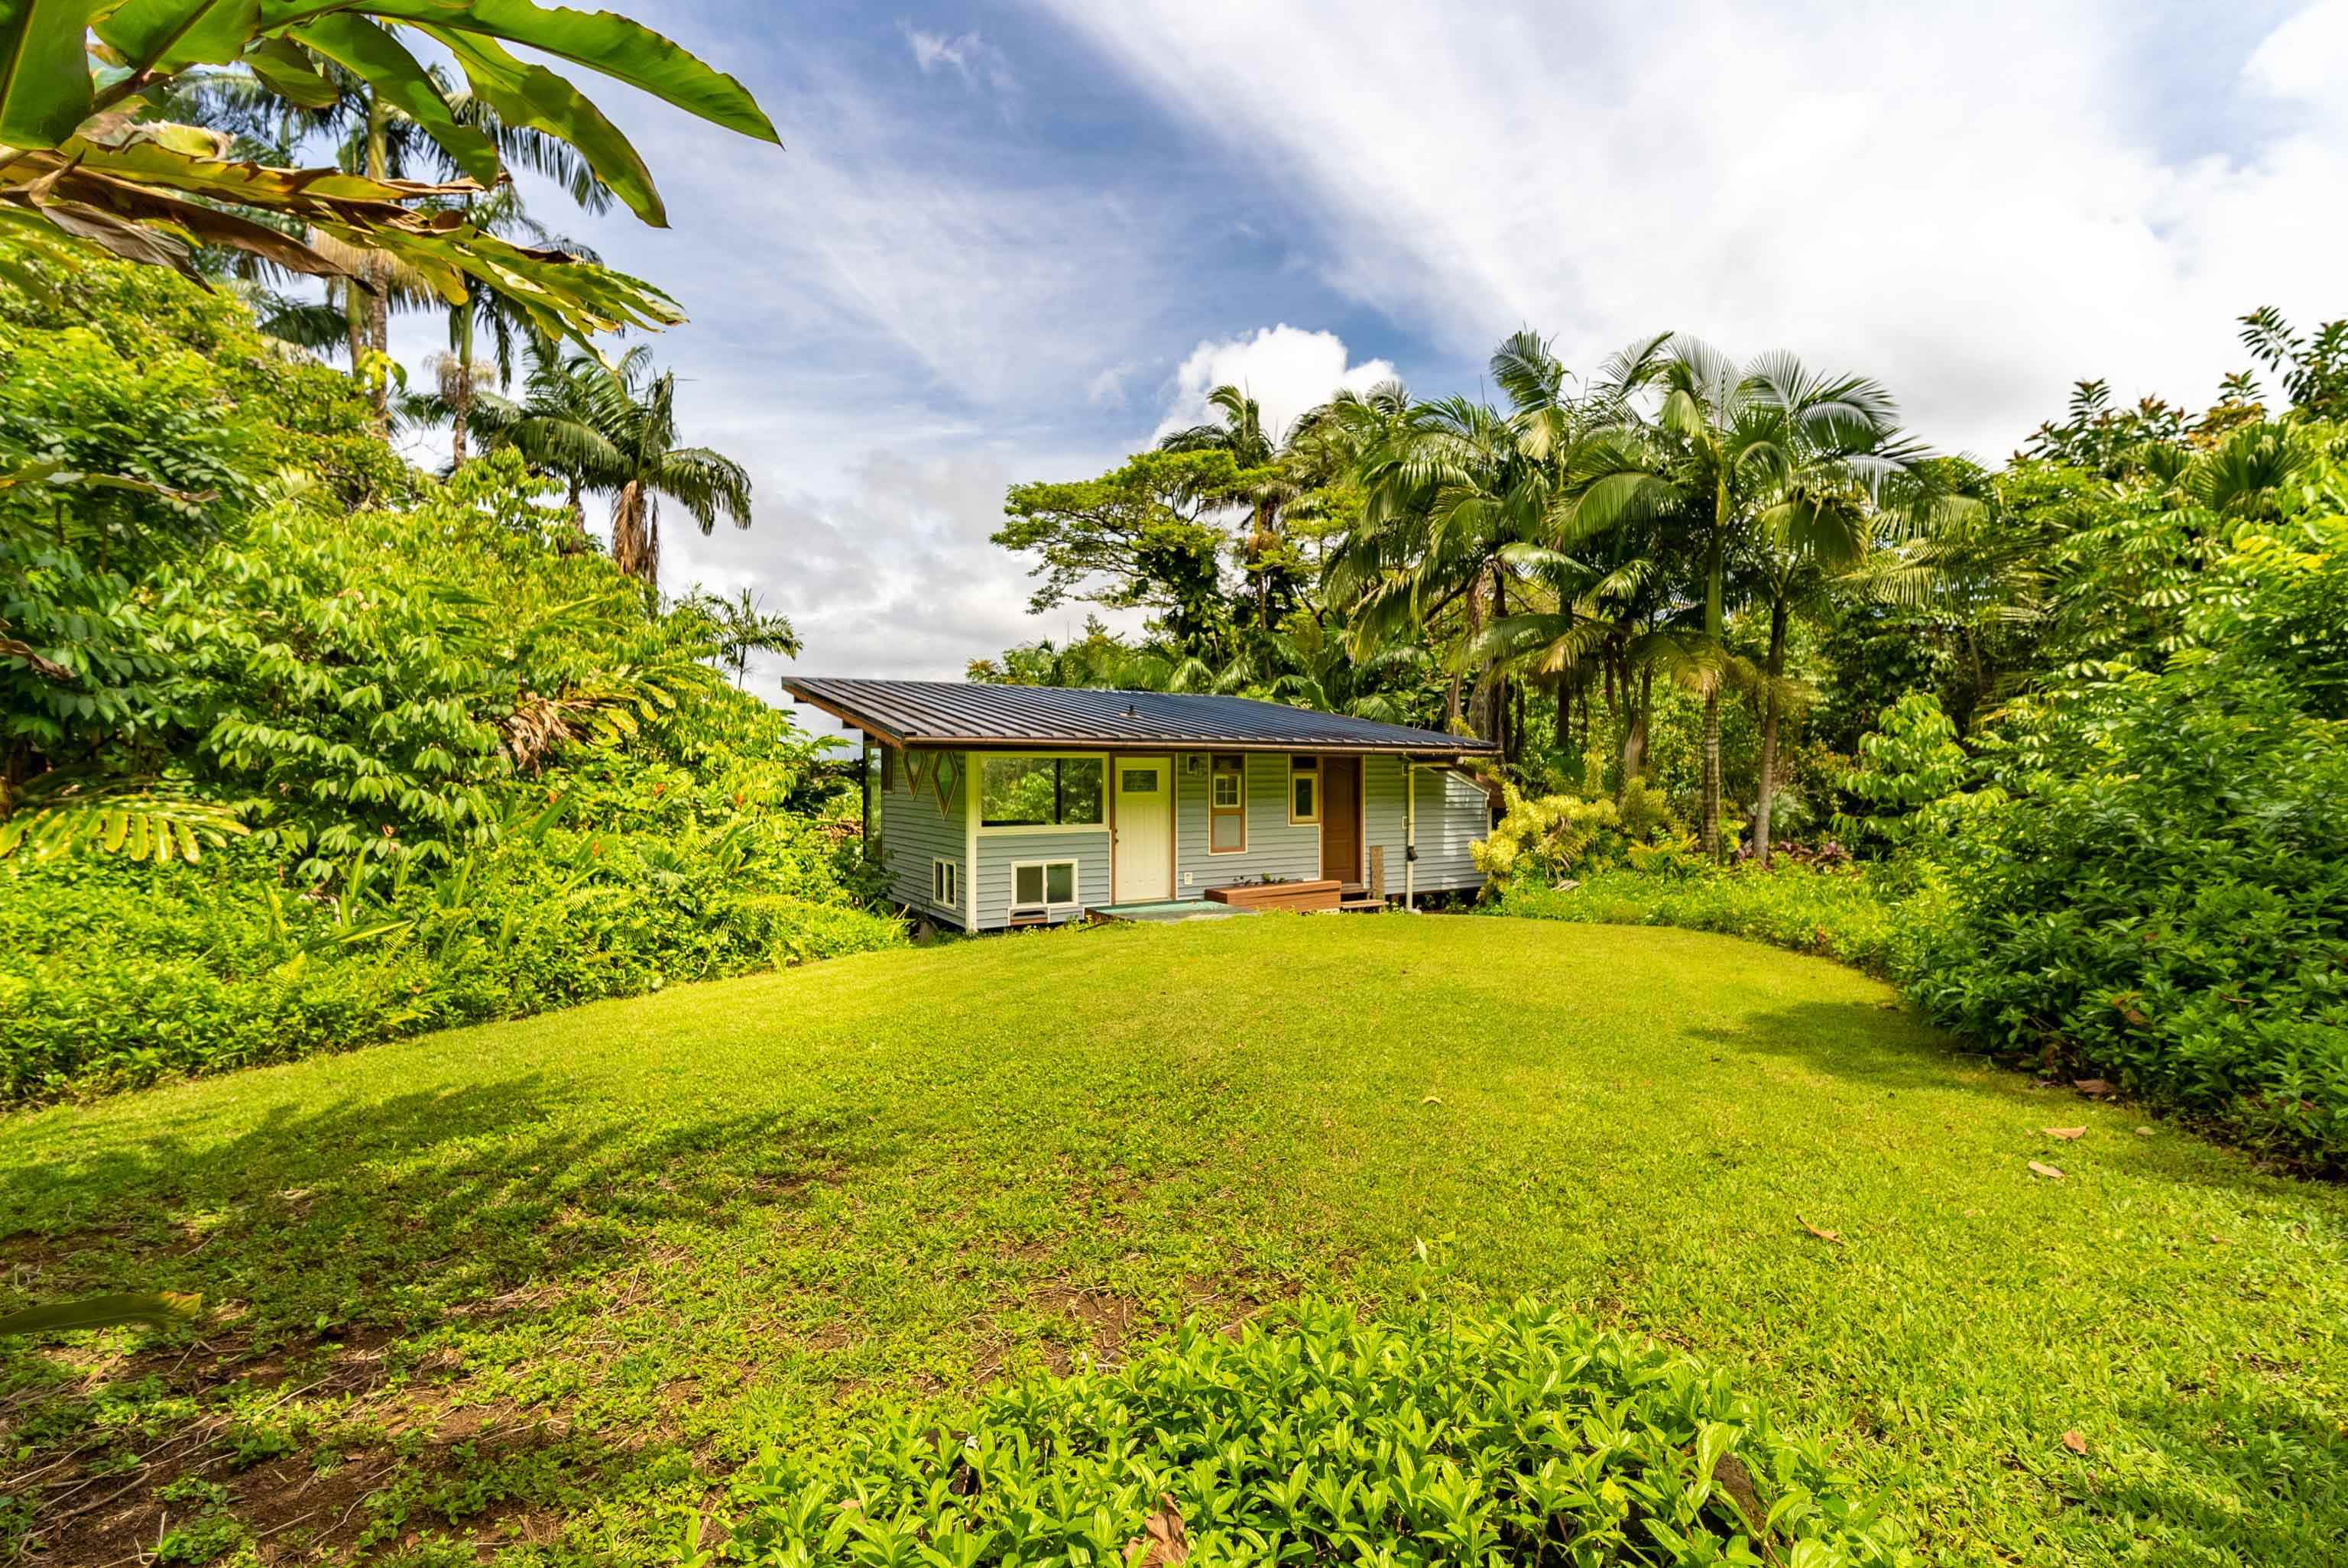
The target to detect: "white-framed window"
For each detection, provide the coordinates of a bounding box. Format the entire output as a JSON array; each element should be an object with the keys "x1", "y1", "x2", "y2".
[
  {"x1": 1010, "y1": 858, "x2": 1078, "y2": 913},
  {"x1": 1289, "y1": 755, "x2": 1321, "y2": 824},
  {"x1": 1209, "y1": 753, "x2": 1246, "y2": 853},
  {"x1": 932, "y1": 857, "x2": 959, "y2": 909}
]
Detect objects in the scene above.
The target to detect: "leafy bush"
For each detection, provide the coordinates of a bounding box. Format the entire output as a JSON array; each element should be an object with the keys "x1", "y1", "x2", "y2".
[
  {"x1": 0, "y1": 256, "x2": 904, "y2": 1101},
  {"x1": 1474, "y1": 779, "x2": 1683, "y2": 885},
  {"x1": 715, "y1": 1299, "x2": 1907, "y2": 1568},
  {"x1": 1497, "y1": 866, "x2": 1902, "y2": 977},
  {"x1": 0, "y1": 776, "x2": 900, "y2": 1100},
  {"x1": 1892, "y1": 491, "x2": 2348, "y2": 1172},
  {"x1": 1898, "y1": 666, "x2": 2348, "y2": 1170}
]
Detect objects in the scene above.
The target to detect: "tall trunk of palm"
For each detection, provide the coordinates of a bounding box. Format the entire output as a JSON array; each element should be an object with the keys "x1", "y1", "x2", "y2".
[
  {"x1": 1620, "y1": 660, "x2": 1652, "y2": 798},
  {"x1": 1700, "y1": 535, "x2": 1725, "y2": 861},
  {"x1": 611, "y1": 479, "x2": 656, "y2": 585},
  {"x1": 1753, "y1": 592, "x2": 1789, "y2": 867},
  {"x1": 342, "y1": 279, "x2": 366, "y2": 385},
  {"x1": 362, "y1": 93, "x2": 391, "y2": 426},
  {"x1": 450, "y1": 306, "x2": 475, "y2": 468},
  {"x1": 565, "y1": 479, "x2": 587, "y2": 547}
]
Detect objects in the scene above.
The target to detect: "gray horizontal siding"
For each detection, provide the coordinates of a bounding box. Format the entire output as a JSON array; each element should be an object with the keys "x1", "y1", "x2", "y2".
[
  {"x1": 1358, "y1": 756, "x2": 1489, "y2": 896},
  {"x1": 877, "y1": 747, "x2": 967, "y2": 925},
  {"x1": 1412, "y1": 766, "x2": 1492, "y2": 892},
  {"x1": 1173, "y1": 750, "x2": 1320, "y2": 896},
  {"x1": 973, "y1": 828, "x2": 1110, "y2": 930}
]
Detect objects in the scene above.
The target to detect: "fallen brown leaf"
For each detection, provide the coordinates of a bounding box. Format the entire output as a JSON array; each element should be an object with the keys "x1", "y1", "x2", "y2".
[
  {"x1": 1796, "y1": 1215, "x2": 1843, "y2": 1246},
  {"x1": 2043, "y1": 1127, "x2": 2087, "y2": 1141},
  {"x1": 2135, "y1": 1126, "x2": 2156, "y2": 1136},
  {"x1": 2073, "y1": 1078, "x2": 2113, "y2": 1097},
  {"x1": 2061, "y1": 1430, "x2": 2088, "y2": 1455},
  {"x1": 2028, "y1": 1161, "x2": 2065, "y2": 1180},
  {"x1": 1419, "y1": 1093, "x2": 1444, "y2": 1105},
  {"x1": 1125, "y1": 1495, "x2": 1189, "y2": 1568}
]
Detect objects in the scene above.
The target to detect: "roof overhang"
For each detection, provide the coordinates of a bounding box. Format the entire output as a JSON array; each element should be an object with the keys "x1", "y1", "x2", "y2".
[{"x1": 780, "y1": 678, "x2": 1499, "y2": 759}]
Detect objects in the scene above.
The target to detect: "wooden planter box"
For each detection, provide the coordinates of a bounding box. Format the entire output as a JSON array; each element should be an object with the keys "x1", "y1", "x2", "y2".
[{"x1": 1205, "y1": 878, "x2": 1342, "y2": 913}]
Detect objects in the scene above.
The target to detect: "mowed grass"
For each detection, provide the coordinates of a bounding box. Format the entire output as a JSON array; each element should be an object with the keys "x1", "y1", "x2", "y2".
[{"x1": 2, "y1": 917, "x2": 2343, "y2": 1568}]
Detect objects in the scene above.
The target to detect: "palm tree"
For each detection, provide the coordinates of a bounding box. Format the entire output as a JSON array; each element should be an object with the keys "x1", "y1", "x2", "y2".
[
  {"x1": 402, "y1": 189, "x2": 605, "y2": 469},
  {"x1": 472, "y1": 345, "x2": 752, "y2": 588},
  {"x1": 1565, "y1": 338, "x2": 1909, "y2": 859},
  {"x1": 167, "y1": 56, "x2": 611, "y2": 432},
  {"x1": 686, "y1": 587, "x2": 801, "y2": 687},
  {"x1": 1333, "y1": 335, "x2": 1605, "y2": 758},
  {"x1": 1159, "y1": 384, "x2": 1295, "y2": 628}
]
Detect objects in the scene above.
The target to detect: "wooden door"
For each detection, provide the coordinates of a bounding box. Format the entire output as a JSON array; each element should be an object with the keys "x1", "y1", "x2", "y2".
[{"x1": 1321, "y1": 756, "x2": 1362, "y2": 886}]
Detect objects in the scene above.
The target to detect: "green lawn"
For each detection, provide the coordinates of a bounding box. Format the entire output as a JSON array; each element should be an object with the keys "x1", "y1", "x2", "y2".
[{"x1": 3, "y1": 916, "x2": 2342, "y2": 1566}]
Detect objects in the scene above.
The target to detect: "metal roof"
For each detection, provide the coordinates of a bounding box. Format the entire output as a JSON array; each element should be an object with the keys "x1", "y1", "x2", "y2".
[{"x1": 781, "y1": 678, "x2": 1497, "y2": 755}]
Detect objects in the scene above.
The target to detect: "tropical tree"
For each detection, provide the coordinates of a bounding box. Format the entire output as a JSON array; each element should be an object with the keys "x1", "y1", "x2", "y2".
[
  {"x1": 1158, "y1": 384, "x2": 1301, "y2": 627},
  {"x1": 0, "y1": 2, "x2": 778, "y2": 373},
  {"x1": 471, "y1": 344, "x2": 751, "y2": 588},
  {"x1": 1565, "y1": 339, "x2": 1910, "y2": 859},
  {"x1": 687, "y1": 585, "x2": 800, "y2": 688},
  {"x1": 1335, "y1": 333, "x2": 1610, "y2": 756}
]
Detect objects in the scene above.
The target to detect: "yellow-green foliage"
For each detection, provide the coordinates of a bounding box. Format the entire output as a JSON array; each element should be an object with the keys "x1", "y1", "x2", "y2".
[{"x1": 1474, "y1": 779, "x2": 1687, "y2": 884}]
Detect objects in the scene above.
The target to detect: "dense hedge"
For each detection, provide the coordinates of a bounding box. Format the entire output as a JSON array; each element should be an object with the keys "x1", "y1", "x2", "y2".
[{"x1": 716, "y1": 1299, "x2": 1907, "y2": 1568}]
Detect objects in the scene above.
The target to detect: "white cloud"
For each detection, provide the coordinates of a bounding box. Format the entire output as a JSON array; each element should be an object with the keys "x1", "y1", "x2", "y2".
[
  {"x1": 1042, "y1": 0, "x2": 2348, "y2": 458},
  {"x1": 1151, "y1": 324, "x2": 1397, "y2": 446},
  {"x1": 903, "y1": 26, "x2": 1017, "y2": 95},
  {"x1": 653, "y1": 443, "x2": 1150, "y2": 735}
]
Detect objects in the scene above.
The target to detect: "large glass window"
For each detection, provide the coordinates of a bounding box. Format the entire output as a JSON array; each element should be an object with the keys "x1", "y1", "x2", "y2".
[{"x1": 981, "y1": 756, "x2": 1105, "y2": 827}]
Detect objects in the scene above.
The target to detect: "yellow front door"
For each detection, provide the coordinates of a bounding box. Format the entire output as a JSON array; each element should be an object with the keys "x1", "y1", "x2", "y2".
[{"x1": 1112, "y1": 756, "x2": 1173, "y2": 903}]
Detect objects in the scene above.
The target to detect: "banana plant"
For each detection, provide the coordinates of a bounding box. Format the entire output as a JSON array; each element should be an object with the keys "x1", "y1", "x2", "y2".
[{"x1": 0, "y1": 1, "x2": 781, "y2": 345}]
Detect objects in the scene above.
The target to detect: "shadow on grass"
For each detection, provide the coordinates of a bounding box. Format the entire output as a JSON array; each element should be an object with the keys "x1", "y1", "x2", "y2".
[
  {"x1": 1691, "y1": 997, "x2": 2332, "y2": 1204},
  {"x1": 0, "y1": 1076, "x2": 889, "y2": 1560}
]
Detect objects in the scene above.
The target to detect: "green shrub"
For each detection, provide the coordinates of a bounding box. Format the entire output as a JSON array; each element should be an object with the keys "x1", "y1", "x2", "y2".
[
  {"x1": 1496, "y1": 867, "x2": 1902, "y2": 977},
  {"x1": 0, "y1": 776, "x2": 903, "y2": 1101},
  {"x1": 1474, "y1": 780, "x2": 1684, "y2": 885},
  {"x1": 1897, "y1": 665, "x2": 2348, "y2": 1171},
  {"x1": 715, "y1": 1299, "x2": 1907, "y2": 1568}
]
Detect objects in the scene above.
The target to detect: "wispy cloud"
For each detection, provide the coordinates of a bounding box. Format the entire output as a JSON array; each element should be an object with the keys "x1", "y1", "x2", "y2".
[
  {"x1": 903, "y1": 25, "x2": 1017, "y2": 95},
  {"x1": 1040, "y1": 0, "x2": 2348, "y2": 458}
]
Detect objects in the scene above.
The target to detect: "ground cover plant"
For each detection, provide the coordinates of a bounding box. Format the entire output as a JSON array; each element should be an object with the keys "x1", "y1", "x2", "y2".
[
  {"x1": 2, "y1": 918, "x2": 2340, "y2": 1567},
  {"x1": 725, "y1": 1298, "x2": 1904, "y2": 1567}
]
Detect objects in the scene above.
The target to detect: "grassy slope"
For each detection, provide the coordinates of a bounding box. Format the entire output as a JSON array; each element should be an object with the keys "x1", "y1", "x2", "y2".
[{"x1": 2, "y1": 917, "x2": 2341, "y2": 1566}]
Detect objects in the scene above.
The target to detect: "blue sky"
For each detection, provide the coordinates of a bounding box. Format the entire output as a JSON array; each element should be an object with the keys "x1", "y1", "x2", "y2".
[{"x1": 384, "y1": 0, "x2": 2348, "y2": 717}]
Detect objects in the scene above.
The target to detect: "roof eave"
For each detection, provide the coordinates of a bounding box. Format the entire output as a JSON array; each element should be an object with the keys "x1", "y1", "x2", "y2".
[{"x1": 778, "y1": 678, "x2": 1500, "y2": 757}]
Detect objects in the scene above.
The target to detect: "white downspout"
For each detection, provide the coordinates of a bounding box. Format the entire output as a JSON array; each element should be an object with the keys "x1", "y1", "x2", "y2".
[{"x1": 1404, "y1": 761, "x2": 1417, "y2": 911}]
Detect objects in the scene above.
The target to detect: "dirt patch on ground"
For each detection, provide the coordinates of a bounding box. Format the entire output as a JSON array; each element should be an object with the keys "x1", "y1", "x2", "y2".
[{"x1": 1030, "y1": 1285, "x2": 1140, "y2": 1371}]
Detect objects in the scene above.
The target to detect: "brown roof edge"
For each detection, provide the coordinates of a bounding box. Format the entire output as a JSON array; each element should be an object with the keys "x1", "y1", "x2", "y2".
[
  {"x1": 778, "y1": 676, "x2": 1500, "y2": 756},
  {"x1": 778, "y1": 679, "x2": 910, "y2": 747}
]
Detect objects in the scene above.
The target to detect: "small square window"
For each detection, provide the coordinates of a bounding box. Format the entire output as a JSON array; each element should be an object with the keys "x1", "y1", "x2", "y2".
[{"x1": 932, "y1": 857, "x2": 958, "y2": 908}]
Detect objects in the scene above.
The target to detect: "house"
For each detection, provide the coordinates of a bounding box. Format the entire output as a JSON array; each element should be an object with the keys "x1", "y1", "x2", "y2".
[{"x1": 781, "y1": 679, "x2": 1498, "y2": 931}]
